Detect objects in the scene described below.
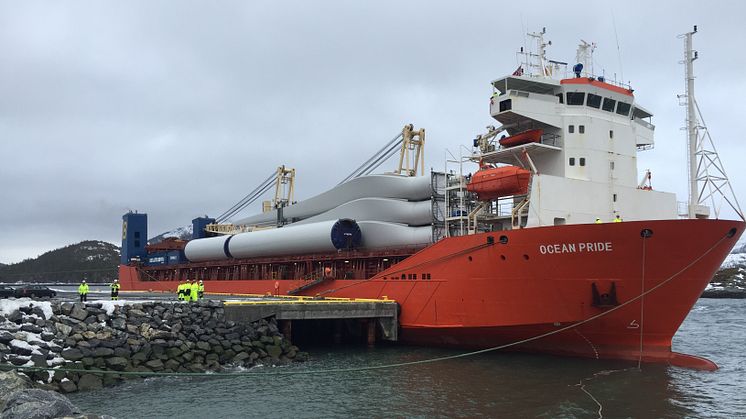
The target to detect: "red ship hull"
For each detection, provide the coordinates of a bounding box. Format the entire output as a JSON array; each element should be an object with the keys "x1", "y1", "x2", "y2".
[{"x1": 120, "y1": 219, "x2": 742, "y2": 370}]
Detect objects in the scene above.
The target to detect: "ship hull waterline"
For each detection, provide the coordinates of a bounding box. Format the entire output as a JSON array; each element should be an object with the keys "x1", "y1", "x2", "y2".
[{"x1": 120, "y1": 219, "x2": 743, "y2": 370}]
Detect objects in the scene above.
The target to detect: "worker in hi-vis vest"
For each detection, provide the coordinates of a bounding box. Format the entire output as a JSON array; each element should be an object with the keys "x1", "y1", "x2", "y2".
[
  {"x1": 110, "y1": 279, "x2": 121, "y2": 301},
  {"x1": 78, "y1": 280, "x2": 89, "y2": 303},
  {"x1": 190, "y1": 279, "x2": 199, "y2": 302},
  {"x1": 614, "y1": 214, "x2": 623, "y2": 223},
  {"x1": 177, "y1": 280, "x2": 185, "y2": 301},
  {"x1": 181, "y1": 279, "x2": 190, "y2": 302},
  {"x1": 198, "y1": 280, "x2": 205, "y2": 300}
]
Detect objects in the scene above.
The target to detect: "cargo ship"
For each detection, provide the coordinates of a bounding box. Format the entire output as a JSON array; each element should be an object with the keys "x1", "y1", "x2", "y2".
[{"x1": 119, "y1": 28, "x2": 743, "y2": 370}]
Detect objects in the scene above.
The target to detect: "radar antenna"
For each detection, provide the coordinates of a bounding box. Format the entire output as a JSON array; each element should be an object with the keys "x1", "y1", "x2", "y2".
[
  {"x1": 575, "y1": 40, "x2": 596, "y2": 78},
  {"x1": 678, "y1": 26, "x2": 743, "y2": 220},
  {"x1": 517, "y1": 27, "x2": 553, "y2": 78}
]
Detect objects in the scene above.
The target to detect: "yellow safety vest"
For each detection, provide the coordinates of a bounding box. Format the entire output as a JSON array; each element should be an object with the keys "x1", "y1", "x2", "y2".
[{"x1": 78, "y1": 283, "x2": 89, "y2": 295}]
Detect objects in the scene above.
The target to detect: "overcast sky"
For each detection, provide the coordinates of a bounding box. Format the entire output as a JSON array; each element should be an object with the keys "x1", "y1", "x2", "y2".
[{"x1": 1, "y1": 1, "x2": 745, "y2": 264}]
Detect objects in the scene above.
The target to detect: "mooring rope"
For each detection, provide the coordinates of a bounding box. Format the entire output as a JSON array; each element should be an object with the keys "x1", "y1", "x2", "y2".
[{"x1": 0, "y1": 229, "x2": 732, "y2": 379}]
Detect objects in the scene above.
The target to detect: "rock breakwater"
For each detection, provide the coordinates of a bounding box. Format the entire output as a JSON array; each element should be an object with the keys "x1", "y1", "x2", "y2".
[{"x1": 0, "y1": 299, "x2": 306, "y2": 393}]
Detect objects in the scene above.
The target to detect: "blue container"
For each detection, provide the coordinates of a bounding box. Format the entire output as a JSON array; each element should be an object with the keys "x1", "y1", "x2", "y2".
[
  {"x1": 145, "y1": 252, "x2": 168, "y2": 266},
  {"x1": 192, "y1": 217, "x2": 216, "y2": 240},
  {"x1": 121, "y1": 212, "x2": 148, "y2": 264},
  {"x1": 167, "y1": 250, "x2": 185, "y2": 265}
]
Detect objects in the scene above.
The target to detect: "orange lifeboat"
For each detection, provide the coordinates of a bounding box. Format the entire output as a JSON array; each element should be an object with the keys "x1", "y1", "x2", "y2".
[
  {"x1": 498, "y1": 128, "x2": 543, "y2": 147},
  {"x1": 467, "y1": 165, "x2": 531, "y2": 200}
]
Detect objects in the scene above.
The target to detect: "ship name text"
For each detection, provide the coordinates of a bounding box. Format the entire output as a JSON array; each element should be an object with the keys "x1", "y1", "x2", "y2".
[{"x1": 539, "y1": 242, "x2": 613, "y2": 255}]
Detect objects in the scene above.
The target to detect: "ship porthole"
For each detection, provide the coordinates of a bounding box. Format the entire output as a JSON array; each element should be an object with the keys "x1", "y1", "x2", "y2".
[
  {"x1": 500, "y1": 255, "x2": 506, "y2": 261},
  {"x1": 468, "y1": 256, "x2": 473, "y2": 262},
  {"x1": 523, "y1": 254, "x2": 529, "y2": 260},
  {"x1": 640, "y1": 229, "x2": 653, "y2": 238},
  {"x1": 499, "y1": 235, "x2": 508, "y2": 244},
  {"x1": 727, "y1": 228, "x2": 737, "y2": 238}
]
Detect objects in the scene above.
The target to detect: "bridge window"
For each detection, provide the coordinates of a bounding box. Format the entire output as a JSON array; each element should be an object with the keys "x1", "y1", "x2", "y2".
[
  {"x1": 579, "y1": 125, "x2": 585, "y2": 134},
  {"x1": 499, "y1": 99, "x2": 512, "y2": 112},
  {"x1": 566, "y1": 92, "x2": 585, "y2": 106},
  {"x1": 610, "y1": 130, "x2": 614, "y2": 139},
  {"x1": 579, "y1": 157, "x2": 586, "y2": 166},
  {"x1": 556, "y1": 93, "x2": 564, "y2": 104},
  {"x1": 587, "y1": 93, "x2": 602, "y2": 109},
  {"x1": 602, "y1": 98, "x2": 616, "y2": 112},
  {"x1": 616, "y1": 102, "x2": 631, "y2": 116},
  {"x1": 569, "y1": 157, "x2": 576, "y2": 166},
  {"x1": 568, "y1": 125, "x2": 574, "y2": 133}
]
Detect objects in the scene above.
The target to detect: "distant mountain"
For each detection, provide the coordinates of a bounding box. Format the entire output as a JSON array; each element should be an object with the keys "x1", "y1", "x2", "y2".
[
  {"x1": 0, "y1": 240, "x2": 120, "y2": 284},
  {"x1": 149, "y1": 224, "x2": 193, "y2": 245}
]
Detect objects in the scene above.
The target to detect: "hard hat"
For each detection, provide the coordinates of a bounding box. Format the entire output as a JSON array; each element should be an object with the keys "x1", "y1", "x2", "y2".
[
  {"x1": 82, "y1": 280, "x2": 86, "y2": 283},
  {"x1": 199, "y1": 280, "x2": 203, "y2": 283}
]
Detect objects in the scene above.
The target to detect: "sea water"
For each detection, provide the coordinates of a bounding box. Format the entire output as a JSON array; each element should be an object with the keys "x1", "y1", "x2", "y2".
[{"x1": 68, "y1": 299, "x2": 746, "y2": 418}]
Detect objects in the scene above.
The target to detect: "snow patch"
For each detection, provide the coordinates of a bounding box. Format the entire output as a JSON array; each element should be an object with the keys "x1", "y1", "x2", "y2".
[
  {"x1": 98, "y1": 299, "x2": 160, "y2": 316},
  {"x1": 720, "y1": 253, "x2": 746, "y2": 269},
  {"x1": 0, "y1": 298, "x2": 54, "y2": 319}
]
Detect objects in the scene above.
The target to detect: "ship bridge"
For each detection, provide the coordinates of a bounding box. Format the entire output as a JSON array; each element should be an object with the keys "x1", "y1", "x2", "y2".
[{"x1": 490, "y1": 76, "x2": 563, "y2": 130}]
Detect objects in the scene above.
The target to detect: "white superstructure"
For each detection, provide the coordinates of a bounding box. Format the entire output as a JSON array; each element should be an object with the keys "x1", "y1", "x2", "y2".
[{"x1": 462, "y1": 30, "x2": 678, "y2": 231}]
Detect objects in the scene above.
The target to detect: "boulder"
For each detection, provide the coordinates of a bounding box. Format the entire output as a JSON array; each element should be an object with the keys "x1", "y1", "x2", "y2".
[
  {"x1": 55, "y1": 323, "x2": 73, "y2": 337},
  {"x1": 0, "y1": 371, "x2": 32, "y2": 411},
  {"x1": 0, "y1": 332, "x2": 13, "y2": 345},
  {"x1": 92, "y1": 347, "x2": 114, "y2": 357},
  {"x1": 95, "y1": 330, "x2": 112, "y2": 341},
  {"x1": 111, "y1": 317, "x2": 126, "y2": 330},
  {"x1": 0, "y1": 389, "x2": 81, "y2": 419},
  {"x1": 145, "y1": 359, "x2": 164, "y2": 370},
  {"x1": 30, "y1": 354, "x2": 48, "y2": 367},
  {"x1": 266, "y1": 345, "x2": 282, "y2": 359},
  {"x1": 19, "y1": 324, "x2": 42, "y2": 334},
  {"x1": 9, "y1": 341, "x2": 33, "y2": 356},
  {"x1": 60, "y1": 303, "x2": 74, "y2": 316},
  {"x1": 233, "y1": 352, "x2": 250, "y2": 362},
  {"x1": 104, "y1": 357, "x2": 129, "y2": 370},
  {"x1": 30, "y1": 306, "x2": 47, "y2": 319},
  {"x1": 77, "y1": 374, "x2": 103, "y2": 391},
  {"x1": 69, "y1": 307, "x2": 89, "y2": 322},
  {"x1": 165, "y1": 347, "x2": 183, "y2": 358},
  {"x1": 7, "y1": 355, "x2": 29, "y2": 366},
  {"x1": 6, "y1": 310, "x2": 22, "y2": 324},
  {"x1": 113, "y1": 347, "x2": 131, "y2": 358},
  {"x1": 129, "y1": 309, "x2": 147, "y2": 318},
  {"x1": 163, "y1": 359, "x2": 180, "y2": 371},
  {"x1": 61, "y1": 348, "x2": 84, "y2": 361},
  {"x1": 58, "y1": 379, "x2": 77, "y2": 394}
]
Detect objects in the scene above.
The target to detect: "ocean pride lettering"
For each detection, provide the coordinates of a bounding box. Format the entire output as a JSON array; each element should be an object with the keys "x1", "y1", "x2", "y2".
[{"x1": 539, "y1": 242, "x2": 613, "y2": 254}]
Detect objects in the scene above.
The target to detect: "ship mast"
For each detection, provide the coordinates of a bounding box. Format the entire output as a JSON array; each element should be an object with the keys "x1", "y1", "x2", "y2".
[
  {"x1": 679, "y1": 26, "x2": 744, "y2": 220},
  {"x1": 683, "y1": 27, "x2": 699, "y2": 219}
]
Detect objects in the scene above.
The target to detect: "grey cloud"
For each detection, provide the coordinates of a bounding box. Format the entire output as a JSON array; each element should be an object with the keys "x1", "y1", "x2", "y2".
[{"x1": 1, "y1": 0, "x2": 745, "y2": 263}]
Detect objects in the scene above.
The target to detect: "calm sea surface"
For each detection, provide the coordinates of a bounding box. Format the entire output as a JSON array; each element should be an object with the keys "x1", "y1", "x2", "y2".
[{"x1": 68, "y1": 299, "x2": 745, "y2": 418}]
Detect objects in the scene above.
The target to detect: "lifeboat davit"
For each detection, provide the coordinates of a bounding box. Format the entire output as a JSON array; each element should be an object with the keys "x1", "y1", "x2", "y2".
[
  {"x1": 467, "y1": 165, "x2": 531, "y2": 200},
  {"x1": 498, "y1": 128, "x2": 543, "y2": 147}
]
